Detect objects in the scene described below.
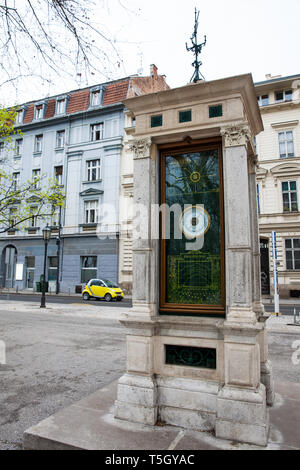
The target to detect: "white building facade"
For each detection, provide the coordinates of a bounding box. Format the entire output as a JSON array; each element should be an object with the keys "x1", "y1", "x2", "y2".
[{"x1": 255, "y1": 74, "x2": 300, "y2": 298}]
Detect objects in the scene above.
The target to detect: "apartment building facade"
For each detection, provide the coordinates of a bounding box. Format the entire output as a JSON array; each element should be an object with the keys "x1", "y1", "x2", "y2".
[
  {"x1": 256, "y1": 74, "x2": 300, "y2": 298},
  {"x1": 0, "y1": 68, "x2": 169, "y2": 292}
]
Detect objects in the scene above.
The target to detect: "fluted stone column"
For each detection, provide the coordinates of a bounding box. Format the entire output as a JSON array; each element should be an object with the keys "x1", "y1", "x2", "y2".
[
  {"x1": 114, "y1": 137, "x2": 159, "y2": 425},
  {"x1": 216, "y1": 125, "x2": 269, "y2": 446}
]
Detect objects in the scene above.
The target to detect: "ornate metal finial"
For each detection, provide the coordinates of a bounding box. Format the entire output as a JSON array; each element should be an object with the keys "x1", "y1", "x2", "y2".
[{"x1": 186, "y1": 8, "x2": 207, "y2": 82}]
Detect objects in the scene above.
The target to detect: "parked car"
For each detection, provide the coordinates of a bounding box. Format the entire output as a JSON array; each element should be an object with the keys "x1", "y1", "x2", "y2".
[{"x1": 82, "y1": 279, "x2": 124, "y2": 302}]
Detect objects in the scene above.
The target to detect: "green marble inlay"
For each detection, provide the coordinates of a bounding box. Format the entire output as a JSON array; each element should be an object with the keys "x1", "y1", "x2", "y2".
[
  {"x1": 209, "y1": 105, "x2": 223, "y2": 118},
  {"x1": 166, "y1": 345, "x2": 217, "y2": 369},
  {"x1": 179, "y1": 110, "x2": 192, "y2": 123},
  {"x1": 151, "y1": 114, "x2": 163, "y2": 128}
]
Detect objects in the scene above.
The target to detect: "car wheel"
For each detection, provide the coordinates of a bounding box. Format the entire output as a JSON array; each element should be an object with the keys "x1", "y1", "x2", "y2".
[
  {"x1": 104, "y1": 293, "x2": 112, "y2": 302},
  {"x1": 116, "y1": 297, "x2": 123, "y2": 302},
  {"x1": 82, "y1": 292, "x2": 90, "y2": 301}
]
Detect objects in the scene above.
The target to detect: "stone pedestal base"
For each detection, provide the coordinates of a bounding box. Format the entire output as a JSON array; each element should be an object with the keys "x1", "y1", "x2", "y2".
[
  {"x1": 157, "y1": 377, "x2": 218, "y2": 432},
  {"x1": 261, "y1": 360, "x2": 275, "y2": 406},
  {"x1": 114, "y1": 374, "x2": 158, "y2": 426},
  {"x1": 215, "y1": 384, "x2": 269, "y2": 446}
]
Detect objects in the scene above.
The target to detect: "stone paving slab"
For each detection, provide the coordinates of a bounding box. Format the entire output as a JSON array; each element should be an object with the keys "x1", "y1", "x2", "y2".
[{"x1": 23, "y1": 379, "x2": 299, "y2": 451}]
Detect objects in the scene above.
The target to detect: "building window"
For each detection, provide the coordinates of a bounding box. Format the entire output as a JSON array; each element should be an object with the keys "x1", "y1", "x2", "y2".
[
  {"x1": 56, "y1": 99, "x2": 66, "y2": 115},
  {"x1": 48, "y1": 256, "x2": 58, "y2": 281},
  {"x1": 86, "y1": 159, "x2": 101, "y2": 182},
  {"x1": 51, "y1": 207, "x2": 60, "y2": 227},
  {"x1": 34, "y1": 134, "x2": 43, "y2": 153},
  {"x1": 9, "y1": 207, "x2": 17, "y2": 227},
  {"x1": 275, "y1": 90, "x2": 293, "y2": 102},
  {"x1": 90, "y1": 123, "x2": 104, "y2": 141},
  {"x1": 15, "y1": 138, "x2": 23, "y2": 157},
  {"x1": 0, "y1": 142, "x2": 4, "y2": 159},
  {"x1": 55, "y1": 166, "x2": 63, "y2": 185},
  {"x1": 257, "y1": 95, "x2": 269, "y2": 106},
  {"x1": 85, "y1": 200, "x2": 99, "y2": 224},
  {"x1": 278, "y1": 131, "x2": 294, "y2": 158},
  {"x1": 34, "y1": 104, "x2": 44, "y2": 120},
  {"x1": 16, "y1": 109, "x2": 24, "y2": 124},
  {"x1": 282, "y1": 181, "x2": 298, "y2": 212},
  {"x1": 91, "y1": 90, "x2": 101, "y2": 107},
  {"x1": 32, "y1": 169, "x2": 41, "y2": 189},
  {"x1": 12, "y1": 172, "x2": 20, "y2": 190},
  {"x1": 285, "y1": 239, "x2": 300, "y2": 270},
  {"x1": 81, "y1": 256, "x2": 97, "y2": 283},
  {"x1": 56, "y1": 130, "x2": 65, "y2": 148},
  {"x1": 257, "y1": 183, "x2": 261, "y2": 214},
  {"x1": 29, "y1": 207, "x2": 38, "y2": 227}
]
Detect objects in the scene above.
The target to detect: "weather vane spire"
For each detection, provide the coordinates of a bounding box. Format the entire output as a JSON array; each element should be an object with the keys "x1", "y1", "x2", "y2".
[{"x1": 186, "y1": 8, "x2": 207, "y2": 82}]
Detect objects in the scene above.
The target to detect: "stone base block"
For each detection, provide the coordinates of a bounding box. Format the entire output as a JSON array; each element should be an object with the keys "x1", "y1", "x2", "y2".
[
  {"x1": 159, "y1": 406, "x2": 215, "y2": 431},
  {"x1": 261, "y1": 360, "x2": 275, "y2": 407},
  {"x1": 157, "y1": 377, "x2": 218, "y2": 432},
  {"x1": 114, "y1": 374, "x2": 158, "y2": 426},
  {"x1": 216, "y1": 384, "x2": 269, "y2": 446},
  {"x1": 215, "y1": 419, "x2": 269, "y2": 447}
]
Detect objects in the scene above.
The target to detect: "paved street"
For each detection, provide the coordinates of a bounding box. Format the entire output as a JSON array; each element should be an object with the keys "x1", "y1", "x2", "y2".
[
  {"x1": 2, "y1": 293, "x2": 300, "y2": 316},
  {"x1": 0, "y1": 306, "x2": 126, "y2": 450},
  {"x1": 0, "y1": 293, "x2": 132, "y2": 308},
  {"x1": 0, "y1": 302, "x2": 299, "y2": 450}
]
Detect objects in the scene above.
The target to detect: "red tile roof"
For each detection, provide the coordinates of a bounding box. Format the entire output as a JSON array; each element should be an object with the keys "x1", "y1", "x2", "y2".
[
  {"x1": 19, "y1": 76, "x2": 166, "y2": 124},
  {"x1": 24, "y1": 104, "x2": 34, "y2": 124},
  {"x1": 67, "y1": 90, "x2": 90, "y2": 114},
  {"x1": 44, "y1": 99, "x2": 56, "y2": 119},
  {"x1": 102, "y1": 81, "x2": 129, "y2": 106}
]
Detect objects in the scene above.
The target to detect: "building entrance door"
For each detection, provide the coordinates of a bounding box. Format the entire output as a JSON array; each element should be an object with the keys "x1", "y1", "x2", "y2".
[
  {"x1": 4, "y1": 246, "x2": 17, "y2": 288},
  {"x1": 26, "y1": 257, "x2": 35, "y2": 289},
  {"x1": 260, "y1": 238, "x2": 270, "y2": 296}
]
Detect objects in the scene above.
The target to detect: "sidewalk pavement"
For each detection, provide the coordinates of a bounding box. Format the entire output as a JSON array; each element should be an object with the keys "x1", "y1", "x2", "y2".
[
  {"x1": 0, "y1": 299, "x2": 300, "y2": 333},
  {"x1": 23, "y1": 379, "x2": 300, "y2": 450}
]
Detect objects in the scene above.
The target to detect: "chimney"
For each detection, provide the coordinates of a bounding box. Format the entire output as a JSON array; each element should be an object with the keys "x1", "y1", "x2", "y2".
[
  {"x1": 150, "y1": 64, "x2": 158, "y2": 79},
  {"x1": 265, "y1": 73, "x2": 282, "y2": 80}
]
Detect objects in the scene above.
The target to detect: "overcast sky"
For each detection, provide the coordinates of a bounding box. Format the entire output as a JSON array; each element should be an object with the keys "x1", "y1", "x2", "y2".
[{"x1": 3, "y1": 0, "x2": 300, "y2": 105}]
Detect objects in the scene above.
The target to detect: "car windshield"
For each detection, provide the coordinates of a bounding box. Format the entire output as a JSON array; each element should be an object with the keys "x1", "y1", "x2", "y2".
[{"x1": 103, "y1": 279, "x2": 119, "y2": 288}]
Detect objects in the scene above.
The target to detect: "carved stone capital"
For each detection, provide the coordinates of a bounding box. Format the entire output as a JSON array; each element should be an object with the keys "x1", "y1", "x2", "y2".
[
  {"x1": 220, "y1": 123, "x2": 251, "y2": 148},
  {"x1": 129, "y1": 137, "x2": 152, "y2": 160}
]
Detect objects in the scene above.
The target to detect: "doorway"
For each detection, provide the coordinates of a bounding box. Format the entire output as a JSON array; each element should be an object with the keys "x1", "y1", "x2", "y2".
[
  {"x1": 26, "y1": 256, "x2": 35, "y2": 289},
  {"x1": 3, "y1": 245, "x2": 17, "y2": 288},
  {"x1": 260, "y1": 238, "x2": 270, "y2": 296}
]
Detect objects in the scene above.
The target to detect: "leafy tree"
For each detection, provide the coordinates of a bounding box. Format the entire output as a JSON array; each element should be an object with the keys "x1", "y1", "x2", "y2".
[{"x1": 0, "y1": 106, "x2": 65, "y2": 233}]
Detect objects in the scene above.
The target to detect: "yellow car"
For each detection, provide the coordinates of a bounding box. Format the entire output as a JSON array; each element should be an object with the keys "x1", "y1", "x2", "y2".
[{"x1": 82, "y1": 279, "x2": 124, "y2": 302}]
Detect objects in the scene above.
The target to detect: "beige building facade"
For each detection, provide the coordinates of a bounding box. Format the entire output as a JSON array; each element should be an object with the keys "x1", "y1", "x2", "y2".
[{"x1": 255, "y1": 74, "x2": 300, "y2": 298}]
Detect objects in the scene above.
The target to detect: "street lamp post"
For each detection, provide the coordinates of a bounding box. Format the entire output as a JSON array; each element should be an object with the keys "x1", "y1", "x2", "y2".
[{"x1": 40, "y1": 224, "x2": 51, "y2": 309}]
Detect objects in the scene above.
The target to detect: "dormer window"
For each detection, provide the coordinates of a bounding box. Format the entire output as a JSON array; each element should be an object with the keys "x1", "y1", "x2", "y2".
[
  {"x1": 35, "y1": 104, "x2": 44, "y2": 120},
  {"x1": 16, "y1": 109, "x2": 24, "y2": 124},
  {"x1": 90, "y1": 87, "x2": 103, "y2": 107},
  {"x1": 56, "y1": 98, "x2": 66, "y2": 115}
]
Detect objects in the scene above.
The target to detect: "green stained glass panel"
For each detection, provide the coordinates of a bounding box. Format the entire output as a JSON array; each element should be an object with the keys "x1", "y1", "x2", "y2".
[
  {"x1": 166, "y1": 345, "x2": 217, "y2": 369},
  {"x1": 164, "y1": 150, "x2": 222, "y2": 305}
]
